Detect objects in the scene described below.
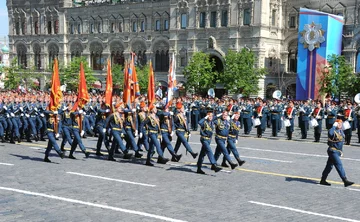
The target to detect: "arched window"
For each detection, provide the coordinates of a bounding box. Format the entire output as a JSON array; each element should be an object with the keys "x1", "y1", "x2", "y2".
[
  {"x1": 48, "y1": 43, "x2": 59, "y2": 66},
  {"x1": 288, "y1": 40, "x2": 297, "y2": 73},
  {"x1": 70, "y1": 42, "x2": 83, "y2": 60},
  {"x1": 90, "y1": 42, "x2": 103, "y2": 70},
  {"x1": 155, "y1": 50, "x2": 169, "y2": 72},
  {"x1": 34, "y1": 20, "x2": 39, "y2": 34},
  {"x1": 54, "y1": 20, "x2": 59, "y2": 34},
  {"x1": 110, "y1": 42, "x2": 125, "y2": 66},
  {"x1": 17, "y1": 44, "x2": 27, "y2": 68},
  {"x1": 135, "y1": 51, "x2": 147, "y2": 66},
  {"x1": 33, "y1": 44, "x2": 41, "y2": 70}
]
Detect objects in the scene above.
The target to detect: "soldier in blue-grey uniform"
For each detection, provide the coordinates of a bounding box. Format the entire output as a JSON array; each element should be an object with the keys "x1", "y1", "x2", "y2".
[
  {"x1": 68, "y1": 106, "x2": 90, "y2": 159},
  {"x1": 299, "y1": 100, "x2": 311, "y2": 139},
  {"x1": 44, "y1": 110, "x2": 65, "y2": 163},
  {"x1": 137, "y1": 101, "x2": 149, "y2": 152},
  {"x1": 269, "y1": 99, "x2": 282, "y2": 137},
  {"x1": 196, "y1": 110, "x2": 222, "y2": 174},
  {"x1": 284, "y1": 100, "x2": 296, "y2": 140},
  {"x1": 325, "y1": 101, "x2": 337, "y2": 130},
  {"x1": 59, "y1": 103, "x2": 73, "y2": 151},
  {"x1": 242, "y1": 99, "x2": 253, "y2": 135},
  {"x1": 254, "y1": 100, "x2": 268, "y2": 138},
  {"x1": 213, "y1": 110, "x2": 238, "y2": 170},
  {"x1": 190, "y1": 96, "x2": 200, "y2": 131},
  {"x1": 94, "y1": 102, "x2": 111, "y2": 156},
  {"x1": 320, "y1": 119, "x2": 354, "y2": 187}
]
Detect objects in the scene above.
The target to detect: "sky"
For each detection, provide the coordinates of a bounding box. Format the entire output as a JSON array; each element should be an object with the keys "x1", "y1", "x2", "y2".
[{"x1": 0, "y1": 0, "x2": 8, "y2": 38}]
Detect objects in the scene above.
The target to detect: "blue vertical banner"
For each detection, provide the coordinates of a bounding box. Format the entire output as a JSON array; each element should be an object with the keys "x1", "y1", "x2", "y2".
[{"x1": 296, "y1": 8, "x2": 344, "y2": 100}]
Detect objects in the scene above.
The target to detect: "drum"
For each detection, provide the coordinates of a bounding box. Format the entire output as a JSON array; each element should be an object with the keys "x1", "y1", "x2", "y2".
[
  {"x1": 253, "y1": 118, "x2": 261, "y2": 126},
  {"x1": 343, "y1": 120, "x2": 351, "y2": 130},
  {"x1": 310, "y1": 118, "x2": 319, "y2": 127},
  {"x1": 284, "y1": 119, "x2": 291, "y2": 127}
]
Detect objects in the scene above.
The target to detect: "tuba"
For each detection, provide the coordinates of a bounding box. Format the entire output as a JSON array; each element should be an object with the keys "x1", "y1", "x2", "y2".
[{"x1": 272, "y1": 90, "x2": 282, "y2": 100}]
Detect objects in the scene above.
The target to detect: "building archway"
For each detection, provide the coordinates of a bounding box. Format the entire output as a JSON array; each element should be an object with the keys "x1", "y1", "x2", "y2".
[
  {"x1": 206, "y1": 50, "x2": 225, "y2": 97},
  {"x1": 286, "y1": 83, "x2": 296, "y2": 99}
]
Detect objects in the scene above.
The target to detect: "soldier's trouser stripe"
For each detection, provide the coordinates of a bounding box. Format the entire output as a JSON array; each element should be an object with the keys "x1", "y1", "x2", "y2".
[
  {"x1": 249, "y1": 201, "x2": 360, "y2": 222},
  {"x1": 0, "y1": 186, "x2": 188, "y2": 222}
]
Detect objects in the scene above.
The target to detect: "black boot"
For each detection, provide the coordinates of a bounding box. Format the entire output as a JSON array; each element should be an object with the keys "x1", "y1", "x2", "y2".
[
  {"x1": 211, "y1": 164, "x2": 222, "y2": 172},
  {"x1": 96, "y1": 151, "x2": 104, "y2": 156},
  {"x1": 59, "y1": 152, "x2": 65, "y2": 159},
  {"x1": 221, "y1": 159, "x2": 229, "y2": 167},
  {"x1": 235, "y1": 157, "x2": 246, "y2": 166},
  {"x1": 171, "y1": 153, "x2": 182, "y2": 162},
  {"x1": 108, "y1": 156, "x2": 116, "y2": 161},
  {"x1": 229, "y1": 161, "x2": 238, "y2": 170},
  {"x1": 197, "y1": 167, "x2": 206, "y2": 174},
  {"x1": 145, "y1": 160, "x2": 154, "y2": 166},
  {"x1": 157, "y1": 156, "x2": 169, "y2": 164},
  {"x1": 44, "y1": 156, "x2": 51, "y2": 163},
  {"x1": 68, "y1": 154, "x2": 76, "y2": 159},
  {"x1": 135, "y1": 152, "x2": 143, "y2": 158},
  {"x1": 123, "y1": 153, "x2": 133, "y2": 159},
  {"x1": 60, "y1": 144, "x2": 65, "y2": 152},
  {"x1": 190, "y1": 152, "x2": 198, "y2": 159},
  {"x1": 343, "y1": 178, "x2": 354, "y2": 187},
  {"x1": 320, "y1": 178, "x2": 331, "y2": 186}
]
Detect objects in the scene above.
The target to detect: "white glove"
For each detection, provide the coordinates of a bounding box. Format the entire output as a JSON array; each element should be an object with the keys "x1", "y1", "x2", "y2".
[
  {"x1": 169, "y1": 111, "x2": 174, "y2": 115},
  {"x1": 20, "y1": 113, "x2": 24, "y2": 117},
  {"x1": 6, "y1": 113, "x2": 9, "y2": 118},
  {"x1": 271, "y1": 107, "x2": 274, "y2": 110},
  {"x1": 316, "y1": 116, "x2": 321, "y2": 119},
  {"x1": 40, "y1": 113, "x2": 45, "y2": 117},
  {"x1": 139, "y1": 132, "x2": 143, "y2": 138},
  {"x1": 132, "y1": 108, "x2": 136, "y2": 112},
  {"x1": 135, "y1": 130, "x2": 138, "y2": 137},
  {"x1": 107, "y1": 128, "x2": 111, "y2": 134},
  {"x1": 171, "y1": 131, "x2": 174, "y2": 137},
  {"x1": 25, "y1": 114, "x2": 30, "y2": 118},
  {"x1": 3, "y1": 105, "x2": 7, "y2": 110},
  {"x1": 80, "y1": 130, "x2": 85, "y2": 137},
  {"x1": 333, "y1": 122, "x2": 338, "y2": 127},
  {"x1": 79, "y1": 110, "x2": 84, "y2": 114},
  {"x1": 55, "y1": 133, "x2": 60, "y2": 139},
  {"x1": 106, "y1": 109, "x2": 110, "y2": 113},
  {"x1": 205, "y1": 115, "x2": 209, "y2": 120},
  {"x1": 90, "y1": 106, "x2": 94, "y2": 110},
  {"x1": 20, "y1": 107, "x2": 23, "y2": 112},
  {"x1": 236, "y1": 140, "x2": 238, "y2": 144},
  {"x1": 34, "y1": 107, "x2": 38, "y2": 111},
  {"x1": 216, "y1": 113, "x2": 222, "y2": 117},
  {"x1": 53, "y1": 111, "x2": 58, "y2": 115},
  {"x1": 62, "y1": 106, "x2": 67, "y2": 111},
  {"x1": 188, "y1": 134, "x2": 191, "y2": 138},
  {"x1": 226, "y1": 116, "x2": 230, "y2": 121},
  {"x1": 231, "y1": 115, "x2": 235, "y2": 119},
  {"x1": 10, "y1": 113, "x2": 15, "y2": 117},
  {"x1": 102, "y1": 128, "x2": 106, "y2": 133}
]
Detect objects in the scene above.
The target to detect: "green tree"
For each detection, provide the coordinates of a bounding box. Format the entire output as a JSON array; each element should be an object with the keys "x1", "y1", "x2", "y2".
[
  {"x1": 136, "y1": 64, "x2": 149, "y2": 94},
  {"x1": 4, "y1": 57, "x2": 42, "y2": 90},
  {"x1": 60, "y1": 57, "x2": 97, "y2": 91},
  {"x1": 221, "y1": 49, "x2": 267, "y2": 96},
  {"x1": 183, "y1": 52, "x2": 216, "y2": 94},
  {"x1": 112, "y1": 64, "x2": 124, "y2": 89},
  {"x1": 318, "y1": 54, "x2": 357, "y2": 99}
]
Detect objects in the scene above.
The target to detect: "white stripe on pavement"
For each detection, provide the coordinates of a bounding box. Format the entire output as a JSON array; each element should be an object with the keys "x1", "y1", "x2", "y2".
[
  {"x1": 0, "y1": 162, "x2": 14, "y2": 166},
  {"x1": 241, "y1": 156, "x2": 293, "y2": 163},
  {"x1": 0, "y1": 186, "x2": 187, "y2": 222},
  {"x1": 188, "y1": 142, "x2": 360, "y2": 162},
  {"x1": 66, "y1": 172, "x2": 156, "y2": 187},
  {"x1": 249, "y1": 201, "x2": 360, "y2": 222}
]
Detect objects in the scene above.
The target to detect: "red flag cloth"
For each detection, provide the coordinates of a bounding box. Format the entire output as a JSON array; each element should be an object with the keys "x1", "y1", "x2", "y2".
[
  {"x1": 130, "y1": 53, "x2": 140, "y2": 102},
  {"x1": 148, "y1": 61, "x2": 155, "y2": 106},
  {"x1": 105, "y1": 59, "x2": 113, "y2": 107},
  {"x1": 49, "y1": 58, "x2": 63, "y2": 111},
  {"x1": 123, "y1": 61, "x2": 131, "y2": 104},
  {"x1": 72, "y1": 62, "x2": 89, "y2": 111}
]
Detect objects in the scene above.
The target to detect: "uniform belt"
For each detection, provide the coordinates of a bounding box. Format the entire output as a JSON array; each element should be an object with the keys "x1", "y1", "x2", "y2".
[
  {"x1": 243, "y1": 111, "x2": 249, "y2": 114},
  {"x1": 192, "y1": 108, "x2": 198, "y2": 110},
  {"x1": 228, "y1": 134, "x2": 236, "y2": 138},
  {"x1": 201, "y1": 136, "x2": 210, "y2": 140},
  {"x1": 176, "y1": 128, "x2": 185, "y2": 131},
  {"x1": 73, "y1": 126, "x2": 79, "y2": 128},
  {"x1": 161, "y1": 129, "x2": 169, "y2": 132},
  {"x1": 30, "y1": 115, "x2": 36, "y2": 118},
  {"x1": 125, "y1": 126, "x2": 132, "y2": 129},
  {"x1": 327, "y1": 116, "x2": 335, "y2": 118},
  {"x1": 216, "y1": 134, "x2": 227, "y2": 139},
  {"x1": 47, "y1": 128, "x2": 54, "y2": 132},
  {"x1": 330, "y1": 147, "x2": 343, "y2": 155},
  {"x1": 271, "y1": 112, "x2": 279, "y2": 115},
  {"x1": 149, "y1": 130, "x2": 158, "y2": 133},
  {"x1": 112, "y1": 127, "x2": 122, "y2": 131}
]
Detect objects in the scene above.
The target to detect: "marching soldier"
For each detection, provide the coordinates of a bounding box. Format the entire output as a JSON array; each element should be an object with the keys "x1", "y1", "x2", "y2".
[
  {"x1": 68, "y1": 106, "x2": 90, "y2": 159},
  {"x1": 173, "y1": 102, "x2": 198, "y2": 159},
  {"x1": 196, "y1": 111, "x2": 222, "y2": 174},
  {"x1": 190, "y1": 96, "x2": 200, "y2": 131},
  {"x1": 242, "y1": 99, "x2": 253, "y2": 135},
  {"x1": 59, "y1": 103, "x2": 73, "y2": 151},
  {"x1": 137, "y1": 101, "x2": 149, "y2": 152},
  {"x1": 123, "y1": 107, "x2": 142, "y2": 158},
  {"x1": 94, "y1": 102, "x2": 111, "y2": 156},
  {"x1": 254, "y1": 100, "x2": 268, "y2": 138},
  {"x1": 325, "y1": 101, "x2": 337, "y2": 130},
  {"x1": 312, "y1": 101, "x2": 324, "y2": 142},
  {"x1": 269, "y1": 99, "x2": 282, "y2": 137},
  {"x1": 144, "y1": 104, "x2": 169, "y2": 166},
  {"x1": 343, "y1": 102, "x2": 354, "y2": 145},
  {"x1": 284, "y1": 100, "x2": 296, "y2": 140},
  {"x1": 320, "y1": 119, "x2": 354, "y2": 187},
  {"x1": 44, "y1": 110, "x2": 65, "y2": 163},
  {"x1": 213, "y1": 110, "x2": 238, "y2": 170},
  {"x1": 299, "y1": 100, "x2": 311, "y2": 139}
]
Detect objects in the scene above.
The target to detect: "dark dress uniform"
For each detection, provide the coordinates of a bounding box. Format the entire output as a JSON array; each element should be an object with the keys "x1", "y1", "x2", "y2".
[
  {"x1": 284, "y1": 106, "x2": 296, "y2": 140},
  {"x1": 159, "y1": 111, "x2": 181, "y2": 162},
  {"x1": 312, "y1": 107, "x2": 324, "y2": 142},
  {"x1": 69, "y1": 110, "x2": 89, "y2": 159},
  {"x1": 44, "y1": 111, "x2": 64, "y2": 162},
  {"x1": 320, "y1": 122, "x2": 354, "y2": 187},
  {"x1": 173, "y1": 112, "x2": 198, "y2": 158},
  {"x1": 196, "y1": 116, "x2": 222, "y2": 174}
]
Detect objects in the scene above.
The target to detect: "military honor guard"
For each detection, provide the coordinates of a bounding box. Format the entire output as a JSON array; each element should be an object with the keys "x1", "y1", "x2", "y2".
[
  {"x1": 320, "y1": 119, "x2": 354, "y2": 187},
  {"x1": 299, "y1": 100, "x2": 311, "y2": 139},
  {"x1": 284, "y1": 101, "x2": 296, "y2": 140},
  {"x1": 342, "y1": 102, "x2": 355, "y2": 145},
  {"x1": 311, "y1": 101, "x2": 324, "y2": 142},
  {"x1": 43, "y1": 110, "x2": 65, "y2": 162}
]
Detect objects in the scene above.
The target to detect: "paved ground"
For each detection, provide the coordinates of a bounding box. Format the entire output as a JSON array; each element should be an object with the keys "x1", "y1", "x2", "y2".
[{"x1": 1, "y1": 124, "x2": 360, "y2": 222}]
